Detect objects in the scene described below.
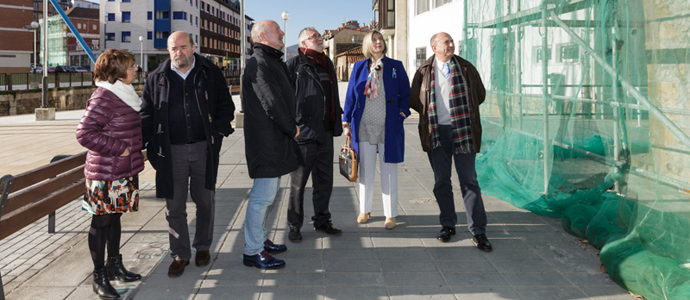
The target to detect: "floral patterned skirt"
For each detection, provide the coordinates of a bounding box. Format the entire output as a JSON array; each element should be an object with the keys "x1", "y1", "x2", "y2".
[{"x1": 83, "y1": 175, "x2": 139, "y2": 215}]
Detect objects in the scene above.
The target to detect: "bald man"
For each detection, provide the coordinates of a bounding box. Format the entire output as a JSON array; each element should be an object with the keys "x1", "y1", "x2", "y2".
[
  {"x1": 141, "y1": 31, "x2": 235, "y2": 277},
  {"x1": 241, "y1": 20, "x2": 299, "y2": 270},
  {"x1": 409, "y1": 32, "x2": 492, "y2": 252}
]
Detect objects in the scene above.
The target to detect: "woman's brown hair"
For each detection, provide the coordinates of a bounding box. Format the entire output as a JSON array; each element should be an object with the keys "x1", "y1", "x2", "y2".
[{"x1": 94, "y1": 49, "x2": 135, "y2": 84}]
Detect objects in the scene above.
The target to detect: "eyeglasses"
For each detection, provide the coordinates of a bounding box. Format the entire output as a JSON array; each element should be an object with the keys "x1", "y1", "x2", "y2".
[
  {"x1": 306, "y1": 33, "x2": 322, "y2": 40},
  {"x1": 128, "y1": 64, "x2": 139, "y2": 70}
]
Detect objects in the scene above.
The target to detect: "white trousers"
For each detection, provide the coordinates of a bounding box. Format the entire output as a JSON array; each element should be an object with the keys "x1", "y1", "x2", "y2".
[{"x1": 358, "y1": 142, "x2": 398, "y2": 218}]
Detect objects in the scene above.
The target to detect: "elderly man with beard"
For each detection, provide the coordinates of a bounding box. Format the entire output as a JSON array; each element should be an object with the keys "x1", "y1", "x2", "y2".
[
  {"x1": 284, "y1": 27, "x2": 343, "y2": 242},
  {"x1": 141, "y1": 31, "x2": 235, "y2": 277}
]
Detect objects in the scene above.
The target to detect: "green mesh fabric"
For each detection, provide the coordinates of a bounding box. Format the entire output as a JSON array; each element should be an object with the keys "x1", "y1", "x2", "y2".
[{"x1": 466, "y1": 1, "x2": 690, "y2": 299}]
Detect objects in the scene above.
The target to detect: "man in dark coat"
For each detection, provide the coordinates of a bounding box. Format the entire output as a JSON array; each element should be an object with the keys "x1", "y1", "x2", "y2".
[
  {"x1": 284, "y1": 27, "x2": 343, "y2": 242},
  {"x1": 241, "y1": 20, "x2": 298, "y2": 270},
  {"x1": 409, "y1": 32, "x2": 492, "y2": 252},
  {"x1": 141, "y1": 31, "x2": 235, "y2": 277}
]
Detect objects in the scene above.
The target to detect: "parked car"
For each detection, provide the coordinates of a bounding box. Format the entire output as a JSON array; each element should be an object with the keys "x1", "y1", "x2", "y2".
[
  {"x1": 47, "y1": 67, "x2": 56, "y2": 73},
  {"x1": 31, "y1": 66, "x2": 42, "y2": 73},
  {"x1": 70, "y1": 66, "x2": 89, "y2": 72},
  {"x1": 54, "y1": 65, "x2": 71, "y2": 73}
]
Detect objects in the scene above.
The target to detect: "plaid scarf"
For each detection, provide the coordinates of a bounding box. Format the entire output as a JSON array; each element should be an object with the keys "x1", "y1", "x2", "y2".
[{"x1": 429, "y1": 58, "x2": 474, "y2": 154}]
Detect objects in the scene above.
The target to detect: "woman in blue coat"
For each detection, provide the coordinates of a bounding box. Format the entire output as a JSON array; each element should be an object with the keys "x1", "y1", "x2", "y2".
[{"x1": 342, "y1": 30, "x2": 411, "y2": 229}]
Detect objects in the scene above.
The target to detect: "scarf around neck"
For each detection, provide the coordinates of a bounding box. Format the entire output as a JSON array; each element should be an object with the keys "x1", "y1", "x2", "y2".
[
  {"x1": 429, "y1": 58, "x2": 474, "y2": 154},
  {"x1": 301, "y1": 47, "x2": 328, "y2": 69},
  {"x1": 364, "y1": 57, "x2": 383, "y2": 98},
  {"x1": 95, "y1": 80, "x2": 142, "y2": 112}
]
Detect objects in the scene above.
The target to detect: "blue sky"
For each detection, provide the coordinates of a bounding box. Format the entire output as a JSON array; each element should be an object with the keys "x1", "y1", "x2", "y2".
[{"x1": 244, "y1": 0, "x2": 375, "y2": 47}]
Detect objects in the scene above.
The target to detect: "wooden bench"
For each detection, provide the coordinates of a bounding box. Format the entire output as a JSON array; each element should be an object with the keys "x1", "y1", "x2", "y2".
[{"x1": 0, "y1": 151, "x2": 87, "y2": 300}]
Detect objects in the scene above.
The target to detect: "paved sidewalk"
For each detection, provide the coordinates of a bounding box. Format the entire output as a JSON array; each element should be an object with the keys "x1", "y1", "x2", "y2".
[{"x1": 0, "y1": 83, "x2": 634, "y2": 300}]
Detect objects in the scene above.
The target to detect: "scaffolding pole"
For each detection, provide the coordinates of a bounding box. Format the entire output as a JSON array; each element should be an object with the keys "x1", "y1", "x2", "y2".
[{"x1": 542, "y1": 2, "x2": 551, "y2": 194}]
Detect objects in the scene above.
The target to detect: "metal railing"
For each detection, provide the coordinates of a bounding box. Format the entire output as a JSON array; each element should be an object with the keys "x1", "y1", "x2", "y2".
[{"x1": 0, "y1": 71, "x2": 240, "y2": 92}]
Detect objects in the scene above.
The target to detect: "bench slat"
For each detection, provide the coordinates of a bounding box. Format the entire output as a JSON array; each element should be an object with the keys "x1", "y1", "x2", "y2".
[
  {"x1": 0, "y1": 180, "x2": 84, "y2": 241},
  {"x1": 9, "y1": 152, "x2": 87, "y2": 193},
  {"x1": 2, "y1": 167, "x2": 84, "y2": 216}
]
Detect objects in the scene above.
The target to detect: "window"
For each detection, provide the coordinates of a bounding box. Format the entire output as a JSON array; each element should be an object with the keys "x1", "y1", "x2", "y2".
[
  {"x1": 105, "y1": 33, "x2": 115, "y2": 41},
  {"x1": 196, "y1": 0, "x2": 198, "y2": 8},
  {"x1": 190, "y1": 0, "x2": 193, "y2": 5},
  {"x1": 173, "y1": 11, "x2": 187, "y2": 20},
  {"x1": 190, "y1": 17, "x2": 193, "y2": 26},
  {"x1": 147, "y1": 31, "x2": 152, "y2": 39},
  {"x1": 416, "y1": 0, "x2": 429, "y2": 15},
  {"x1": 122, "y1": 12, "x2": 131, "y2": 23},
  {"x1": 156, "y1": 11, "x2": 170, "y2": 19},
  {"x1": 155, "y1": 31, "x2": 169, "y2": 39},
  {"x1": 381, "y1": 0, "x2": 395, "y2": 28},
  {"x1": 122, "y1": 0, "x2": 131, "y2": 2},
  {"x1": 122, "y1": 31, "x2": 131, "y2": 43},
  {"x1": 435, "y1": 0, "x2": 451, "y2": 7},
  {"x1": 77, "y1": 23, "x2": 81, "y2": 29},
  {"x1": 107, "y1": 13, "x2": 115, "y2": 21},
  {"x1": 558, "y1": 43, "x2": 580, "y2": 63},
  {"x1": 196, "y1": 16, "x2": 198, "y2": 26},
  {"x1": 416, "y1": 47, "x2": 427, "y2": 69},
  {"x1": 148, "y1": 11, "x2": 152, "y2": 20},
  {"x1": 93, "y1": 24, "x2": 97, "y2": 30},
  {"x1": 534, "y1": 46, "x2": 552, "y2": 63}
]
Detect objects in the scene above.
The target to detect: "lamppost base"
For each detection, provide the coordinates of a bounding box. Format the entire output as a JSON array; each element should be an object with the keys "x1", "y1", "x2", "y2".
[
  {"x1": 234, "y1": 112, "x2": 244, "y2": 128},
  {"x1": 35, "y1": 107, "x2": 55, "y2": 121}
]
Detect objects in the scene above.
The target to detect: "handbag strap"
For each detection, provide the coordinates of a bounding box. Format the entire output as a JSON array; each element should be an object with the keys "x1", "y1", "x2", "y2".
[{"x1": 345, "y1": 136, "x2": 352, "y2": 149}]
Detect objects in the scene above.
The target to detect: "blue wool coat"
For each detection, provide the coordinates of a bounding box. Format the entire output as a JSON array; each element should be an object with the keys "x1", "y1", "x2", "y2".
[{"x1": 343, "y1": 56, "x2": 411, "y2": 163}]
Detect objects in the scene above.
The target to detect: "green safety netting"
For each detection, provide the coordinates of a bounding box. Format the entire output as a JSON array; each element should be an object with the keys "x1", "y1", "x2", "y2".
[{"x1": 466, "y1": 1, "x2": 690, "y2": 299}]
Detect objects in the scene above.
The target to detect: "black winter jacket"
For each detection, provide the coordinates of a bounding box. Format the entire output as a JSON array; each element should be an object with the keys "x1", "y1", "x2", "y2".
[
  {"x1": 242, "y1": 44, "x2": 299, "y2": 178},
  {"x1": 286, "y1": 49, "x2": 343, "y2": 144},
  {"x1": 141, "y1": 53, "x2": 235, "y2": 198}
]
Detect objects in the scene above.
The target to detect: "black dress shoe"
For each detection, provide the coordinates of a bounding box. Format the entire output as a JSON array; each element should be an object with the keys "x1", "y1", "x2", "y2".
[
  {"x1": 243, "y1": 250, "x2": 286, "y2": 269},
  {"x1": 195, "y1": 250, "x2": 211, "y2": 267},
  {"x1": 436, "y1": 226, "x2": 456, "y2": 242},
  {"x1": 106, "y1": 254, "x2": 142, "y2": 282},
  {"x1": 288, "y1": 227, "x2": 302, "y2": 243},
  {"x1": 168, "y1": 259, "x2": 189, "y2": 277},
  {"x1": 263, "y1": 239, "x2": 287, "y2": 253},
  {"x1": 313, "y1": 222, "x2": 342, "y2": 236},
  {"x1": 472, "y1": 234, "x2": 493, "y2": 252}
]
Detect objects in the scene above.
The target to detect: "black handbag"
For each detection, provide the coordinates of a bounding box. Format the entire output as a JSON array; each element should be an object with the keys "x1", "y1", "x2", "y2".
[{"x1": 339, "y1": 137, "x2": 358, "y2": 182}]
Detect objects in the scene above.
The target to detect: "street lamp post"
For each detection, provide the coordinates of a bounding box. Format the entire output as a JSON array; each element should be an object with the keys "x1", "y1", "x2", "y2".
[
  {"x1": 30, "y1": 21, "x2": 39, "y2": 73},
  {"x1": 281, "y1": 11, "x2": 289, "y2": 62},
  {"x1": 138, "y1": 36, "x2": 143, "y2": 70}
]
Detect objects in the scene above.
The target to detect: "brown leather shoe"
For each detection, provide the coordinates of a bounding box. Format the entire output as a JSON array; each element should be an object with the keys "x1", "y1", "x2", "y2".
[
  {"x1": 168, "y1": 259, "x2": 189, "y2": 278},
  {"x1": 195, "y1": 250, "x2": 211, "y2": 267}
]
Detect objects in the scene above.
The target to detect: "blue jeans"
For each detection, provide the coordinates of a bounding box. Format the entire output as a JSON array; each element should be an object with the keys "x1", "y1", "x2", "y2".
[{"x1": 244, "y1": 177, "x2": 281, "y2": 255}]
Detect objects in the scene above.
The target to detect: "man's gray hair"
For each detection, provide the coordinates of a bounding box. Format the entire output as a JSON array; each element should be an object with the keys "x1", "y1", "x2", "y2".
[
  {"x1": 250, "y1": 22, "x2": 268, "y2": 44},
  {"x1": 297, "y1": 27, "x2": 317, "y2": 43}
]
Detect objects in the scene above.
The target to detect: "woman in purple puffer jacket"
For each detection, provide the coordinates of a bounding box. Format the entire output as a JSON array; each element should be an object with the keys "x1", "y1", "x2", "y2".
[{"x1": 76, "y1": 49, "x2": 144, "y2": 300}]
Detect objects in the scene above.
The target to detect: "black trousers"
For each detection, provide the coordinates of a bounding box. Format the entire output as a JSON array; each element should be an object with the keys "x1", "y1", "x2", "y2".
[
  {"x1": 427, "y1": 125, "x2": 487, "y2": 235},
  {"x1": 288, "y1": 133, "x2": 334, "y2": 228}
]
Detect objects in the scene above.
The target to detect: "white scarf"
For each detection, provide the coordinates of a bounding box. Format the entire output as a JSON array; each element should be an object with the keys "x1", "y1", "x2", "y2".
[{"x1": 95, "y1": 80, "x2": 142, "y2": 112}]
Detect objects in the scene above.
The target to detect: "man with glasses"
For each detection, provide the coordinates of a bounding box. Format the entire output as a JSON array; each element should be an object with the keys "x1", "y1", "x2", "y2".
[
  {"x1": 141, "y1": 31, "x2": 235, "y2": 277},
  {"x1": 285, "y1": 27, "x2": 344, "y2": 242}
]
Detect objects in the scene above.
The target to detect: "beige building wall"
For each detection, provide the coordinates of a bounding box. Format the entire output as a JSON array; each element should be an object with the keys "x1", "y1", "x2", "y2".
[{"x1": 644, "y1": 0, "x2": 690, "y2": 185}]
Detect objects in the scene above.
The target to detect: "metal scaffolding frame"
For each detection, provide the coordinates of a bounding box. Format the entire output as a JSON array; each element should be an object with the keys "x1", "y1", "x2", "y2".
[{"x1": 465, "y1": 0, "x2": 690, "y2": 194}]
